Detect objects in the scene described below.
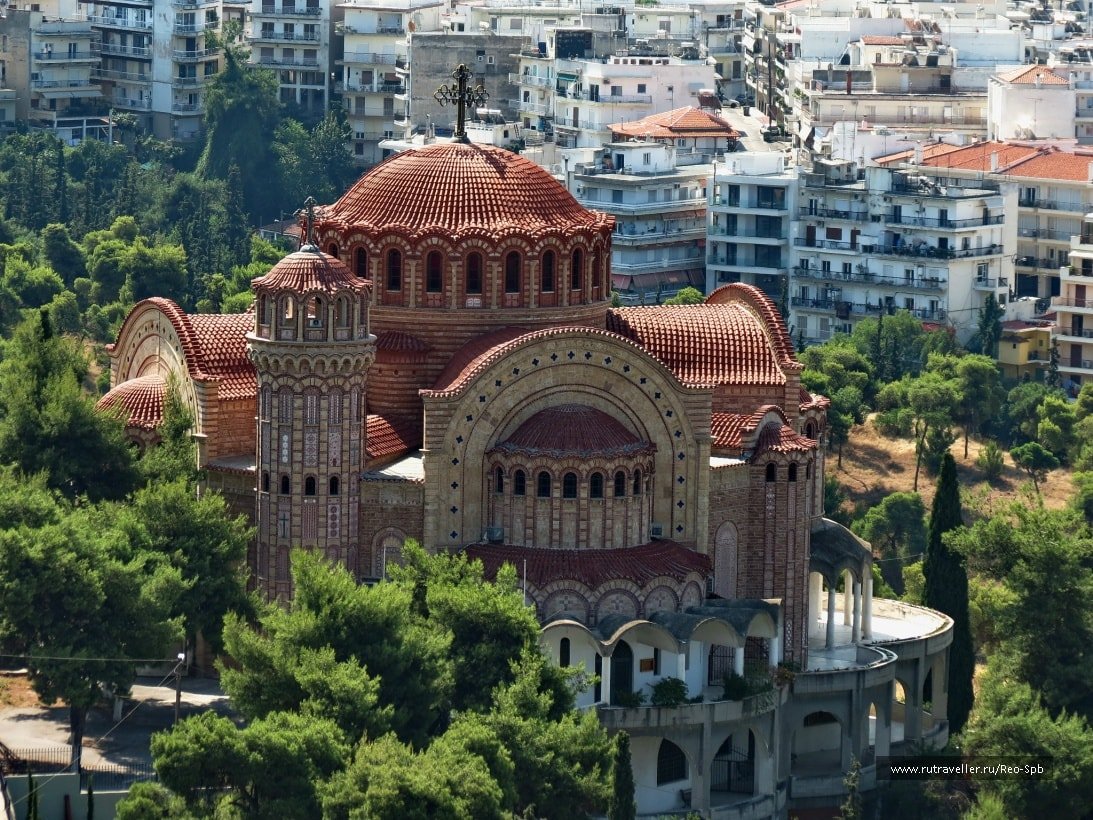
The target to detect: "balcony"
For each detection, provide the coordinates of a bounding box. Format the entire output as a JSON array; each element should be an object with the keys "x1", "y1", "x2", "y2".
[
  {"x1": 711, "y1": 196, "x2": 789, "y2": 213},
  {"x1": 1015, "y1": 256, "x2": 1059, "y2": 272},
  {"x1": 174, "y1": 48, "x2": 219, "y2": 60},
  {"x1": 1057, "y1": 326, "x2": 1093, "y2": 339},
  {"x1": 598, "y1": 686, "x2": 786, "y2": 732},
  {"x1": 792, "y1": 267, "x2": 945, "y2": 292},
  {"x1": 173, "y1": 74, "x2": 214, "y2": 86},
  {"x1": 339, "y1": 52, "x2": 407, "y2": 68},
  {"x1": 791, "y1": 297, "x2": 946, "y2": 321},
  {"x1": 31, "y1": 78, "x2": 98, "y2": 91},
  {"x1": 34, "y1": 50, "x2": 97, "y2": 63},
  {"x1": 344, "y1": 82, "x2": 405, "y2": 95},
  {"x1": 256, "y1": 56, "x2": 320, "y2": 68},
  {"x1": 172, "y1": 101, "x2": 202, "y2": 112},
  {"x1": 1061, "y1": 358, "x2": 1093, "y2": 371},
  {"x1": 711, "y1": 227, "x2": 787, "y2": 240},
  {"x1": 513, "y1": 100, "x2": 551, "y2": 115},
  {"x1": 113, "y1": 97, "x2": 152, "y2": 110},
  {"x1": 886, "y1": 213, "x2": 1004, "y2": 229},
  {"x1": 564, "y1": 92, "x2": 653, "y2": 105},
  {"x1": 872, "y1": 243, "x2": 1002, "y2": 260},
  {"x1": 1019, "y1": 197, "x2": 1093, "y2": 213},
  {"x1": 254, "y1": 4, "x2": 323, "y2": 16},
  {"x1": 88, "y1": 15, "x2": 152, "y2": 30},
  {"x1": 172, "y1": 0, "x2": 218, "y2": 6},
  {"x1": 252, "y1": 31, "x2": 319, "y2": 42},
  {"x1": 1053, "y1": 296, "x2": 1093, "y2": 309},
  {"x1": 797, "y1": 206, "x2": 868, "y2": 222},
  {"x1": 793, "y1": 238, "x2": 857, "y2": 252},
  {"x1": 376, "y1": 26, "x2": 405, "y2": 35},
  {"x1": 1018, "y1": 227, "x2": 1075, "y2": 241},
  {"x1": 613, "y1": 225, "x2": 706, "y2": 243},
  {"x1": 973, "y1": 277, "x2": 1008, "y2": 289},
  {"x1": 510, "y1": 72, "x2": 552, "y2": 89},
  {"x1": 95, "y1": 42, "x2": 151, "y2": 58},
  {"x1": 174, "y1": 19, "x2": 218, "y2": 34},
  {"x1": 93, "y1": 67, "x2": 150, "y2": 83},
  {"x1": 579, "y1": 195, "x2": 707, "y2": 215},
  {"x1": 612, "y1": 255, "x2": 702, "y2": 273}
]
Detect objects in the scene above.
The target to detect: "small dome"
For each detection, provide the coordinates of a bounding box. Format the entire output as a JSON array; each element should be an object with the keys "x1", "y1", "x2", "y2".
[
  {"x1": 318, "y1": 143, "x2": 612, "y2": 239},
  {"x1": 495, "y1": 404, "x2": 654, "y2": 457},
  {"x1": 96, "y1": 374, "x2": 167, "y2": 431},
  {"x1": 252, "y1": 246, "x2": 369, "y2": 295}
]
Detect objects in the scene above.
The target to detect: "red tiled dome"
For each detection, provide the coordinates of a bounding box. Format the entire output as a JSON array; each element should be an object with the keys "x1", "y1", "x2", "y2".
[
  {"x1": 495, "y1": 404, "x2": 653, "y2": 457},
  {"x1": 317, "y1": 143, "x2": 612, "y2": 240},
  {"x1": 97, "y1": 374, "x2": 168, "y2": 431},
  {"x1": 252, "y1": 246, "x2": 369, "y2": 295}
]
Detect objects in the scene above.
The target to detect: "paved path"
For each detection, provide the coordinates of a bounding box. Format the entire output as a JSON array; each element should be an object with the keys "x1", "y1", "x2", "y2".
[{"x1": 0, "y1": 677, "x2": 232, "y2": 768}]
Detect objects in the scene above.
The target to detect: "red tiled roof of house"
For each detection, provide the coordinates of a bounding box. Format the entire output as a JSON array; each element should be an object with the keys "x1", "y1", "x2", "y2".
[
  {"x1": 874, "y1": 140, "x2": 1039, "y2": 169},
  {"x1": 465, "y1": 540, "x2": 710, "y2": 590},
  {"x1": 874, "y1": 140, "x2": 1093, "y2": 181},
  {"x1": 861, "y1": 35, "x2": 905, "y2": 45},
  {"x1": 494, "y1": 404, "x2": 655, "y2": 457},
  {"x1": 251, "y1": 246, "x2": 370, "y2": 295},
  {"x1": 366, "y1": 413, "x2": 422, "y2": 462},
  {"x1": 1000, "y1": 149, "x2": 1093, "y2": 181},
  {"x1": 997, "y1": 65, "x2": 1070, "y2": 86},
  {"x1": 187, "y1": 312, "x2": 257, "y2": 400},
  {"x1": 608, "y1": 290, "x2": 799, "y2": 387},
  {"x1": 96, "y1": 374, "x2": 167, "y2": 430},
  {"x1": 609, "y1": 106, "x2": 739, "y2": 140},
  {"x1": 316, "y1": 142, "x2": 613, "y2": 241},
  {"x1": 756, "y1": 423, "x2": 816, "y2": 454}
]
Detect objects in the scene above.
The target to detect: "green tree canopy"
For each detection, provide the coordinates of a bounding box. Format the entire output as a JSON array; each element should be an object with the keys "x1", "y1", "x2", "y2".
[
  {"x1": 1010, "y1": 441, "x2": 1059, "y2": 495},
  {"x1": 852, "y1": 491, "x2": 926, "y2": 594}
]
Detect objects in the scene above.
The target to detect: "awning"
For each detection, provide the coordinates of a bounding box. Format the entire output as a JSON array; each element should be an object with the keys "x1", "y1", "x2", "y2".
[{"x1": 557, "y1": 72, "x2": 579, "y2": 83}]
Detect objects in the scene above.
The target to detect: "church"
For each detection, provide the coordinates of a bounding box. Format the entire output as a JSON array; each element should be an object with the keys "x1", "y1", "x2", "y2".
[{"x1": 99, "y1": 141, "x2": 952, "y2": 818}]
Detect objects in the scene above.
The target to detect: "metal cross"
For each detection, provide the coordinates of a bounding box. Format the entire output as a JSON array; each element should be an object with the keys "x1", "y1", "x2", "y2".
[
  {"x1": 303, "y1": 196, "x2": 317, "y2": 247},
  {"x1": 433, "y1": 64, "x2": 489, "y2": 143}
]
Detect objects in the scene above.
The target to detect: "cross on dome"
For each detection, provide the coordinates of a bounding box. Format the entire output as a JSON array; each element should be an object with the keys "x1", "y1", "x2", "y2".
[{"x1": 433, "y1": 63, "x2": 489, "y2": 144}]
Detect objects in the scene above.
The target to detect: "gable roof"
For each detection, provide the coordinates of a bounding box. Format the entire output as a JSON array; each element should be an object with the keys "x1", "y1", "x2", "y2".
[
  {"x1": 609, "y1": 106, "x2": 739, "y2": 140},
  {"x1": 996, "y1": 65, "x2": 1070, "y2": 86}
]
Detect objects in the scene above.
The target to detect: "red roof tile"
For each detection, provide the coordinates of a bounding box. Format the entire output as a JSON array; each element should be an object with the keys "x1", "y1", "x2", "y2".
[
  {"x1": 710, "y1": 412, "x2": 752, "y2": 449},
  {"x1": 997, "y1": 65, "x2": 1070, "y2": 86},
  {"x1": 187, "y1": 313, "x2": 257, "y2": 400},
  {"x1": 610, "y1": 106, "x2": 739, "y2": 140},
  {"x1": 96, "y1": 374, "x2": 167, "y2": 430},
  {"x1": 495, "y1": 405, "x2": 654, "y2": 457},
  {"x1": 375, "y1": 330, "x2": 430, "y2": 362},
  {"x1": 466, "y1": 540, "x2": 710, "y2": 590},
  {"x1": 607, "y1": 287, "x2": 799, "y2": 387},
  {"x1": 874, "y1": 140, "x2": 1093, "y2": 181},
  {"x1": 861, "y1": 35, "x2": 905, "y2": 45},
  {"x1": 366, "y1": 413, "x2": 422, "y2": 462},
  {"x1": 252, "y1": 246, "x2": 370, "y2": 295},
  {"x1": 756, "y1": 423, "x2": 816, "y2": 455},
  {"x1": 316, "y1": 142, "x2": 613, "y2": 241}
]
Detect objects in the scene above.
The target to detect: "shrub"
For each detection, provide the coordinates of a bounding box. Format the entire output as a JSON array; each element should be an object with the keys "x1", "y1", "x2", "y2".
[
  {"x1": 650, "y1": 677, "x2": 688, "y2": 707},
  {"x1": 722, "y1": 672, "x2": 750, "y2": 701},
  {"x1": 874, "y1": 408, "x2": 912, "y2": 437},
  {"x1": 976, "y1": 441, "x2": 1005, "y2": 482},
  {"x1": 614, "y1": 690, "x2": 646, "y2": 708}
]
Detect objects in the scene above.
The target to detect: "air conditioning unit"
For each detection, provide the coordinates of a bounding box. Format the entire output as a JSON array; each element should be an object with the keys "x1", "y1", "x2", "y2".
[
  {"x1": 650, "y1": 522, "x2": 664, "y2": 539},
  {"x1": 484, "y1": 526, "x2": 504, "y2": 543}
]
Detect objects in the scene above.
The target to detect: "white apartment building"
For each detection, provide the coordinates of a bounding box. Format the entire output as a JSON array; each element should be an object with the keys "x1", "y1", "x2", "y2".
[
  {"x1": 337, "y1": 0, "x2": 442, "y2": 163},
  {"x1": 790, "y1": 159, "x2": 1010, "y2": 345},
  {"x1": 1054, "y1": 220, "x2": 1093, "y2": 391},
  {"x1": 987, "y1": 64, "x2": 1074, "y2": 141},
  {"x1": 85, "y1": 0, "x2": 225, "y2": 140},
  {"x1": 874, "y1": 139, "x2": 1093, "y2": 301},
  {"x1": 706, "y1": 151, "x2": 795, "y2": 304},
  {"x1": 247, "y1": 0, "x2": 333, "y2": 121},
  {"x1": 0, "y1": 1, "x2": 105, "y2": 142}
]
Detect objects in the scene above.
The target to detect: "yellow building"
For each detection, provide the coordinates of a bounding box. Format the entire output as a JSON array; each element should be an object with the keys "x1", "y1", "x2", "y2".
[{"x1": 998, "y1": 319, "x2": 1053, "y2": 382}]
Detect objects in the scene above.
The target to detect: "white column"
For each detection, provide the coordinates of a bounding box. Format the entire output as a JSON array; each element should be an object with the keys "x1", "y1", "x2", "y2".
[
  {"x1": 851, "y1": 580, "x2": 862, "y2": 643},
  {"x1": 826, "y1": 584, "x2": 837, "y2": 649},
  {"x1": 842, "y1": 570, "x2": 852, "y2": 625},
  {"x1": 769, "y1": 634, "x2": 781, "y2": 667},
  {"x1": 862, "y1": 575, "x2": 873, "y2": 641},
  {"x1": 734, "y1": 645, "x2": 745, "y2": 676},
  {"x1": 808, "y1": 573, "x2": 822, "y2": 639},
  {"x1": 600, "y1": 654, "x2": 611, "y2": 705}
]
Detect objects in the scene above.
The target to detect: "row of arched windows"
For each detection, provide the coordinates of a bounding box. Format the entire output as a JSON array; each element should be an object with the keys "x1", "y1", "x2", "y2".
[
  {"x1": 257, "y1": 294, "x2": 365, "y2": 329},
  {"x1": 764, "y1": 462, "x2": 809, "y2": 482},
  {"x1": 261, "y1": 388, "x2": 360, "y2": 424},
  {"x1": 262, "y1": 472, "x2": 340, "y2": 496},
  {"x1": 495, "y1": 467, "x2": 644, "y2": 499},
  {"x1": 371, "y1": 247, "x2": 602, "y2": 295}
]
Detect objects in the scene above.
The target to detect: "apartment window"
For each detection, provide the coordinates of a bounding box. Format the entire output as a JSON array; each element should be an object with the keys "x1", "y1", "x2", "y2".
[
  {"x1": 383, "y1": 98, "x2": 394, "y2": 116},
  {"x1": 611, "y1": 85, "x2": 622, "y2": 96},
  {"x1": 637, "y1": 83, "x2": 647, "y2": 93},
  {"x1": 643, "y1": 152, "x2": 651, "y2": 165}
]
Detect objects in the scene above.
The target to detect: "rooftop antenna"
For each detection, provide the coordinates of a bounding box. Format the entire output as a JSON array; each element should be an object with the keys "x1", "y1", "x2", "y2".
[
  {"x1": 434, "y1": 63, "x2": 489, "y2": 143},
  {"x1": 302, "y1": 196, "x2": 317, "y2": 249}
]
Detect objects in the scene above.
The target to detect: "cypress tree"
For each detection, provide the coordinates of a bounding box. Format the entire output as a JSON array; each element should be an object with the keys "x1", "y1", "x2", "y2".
[
  {"x1": 608, "y1": 732, "x2": 636, "y2": 820},
  {"x1": 923, "y1": 452, "x2": 975, "y2": 733}
]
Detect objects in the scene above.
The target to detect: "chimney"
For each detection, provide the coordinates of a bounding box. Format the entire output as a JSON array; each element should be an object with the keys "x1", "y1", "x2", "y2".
[
  {"x1": 913, "y1": 143, "x2": 924, "y2": 165},
  {"x1": 1087, "y1": 160, "x2": 1093, "y2": 184},
  {"x1": 990, "y1": 151, "x2": 999, "y2": 172},
  {"x1": 1035, "y1": 71, "x2": 1043, "y2": 89}
]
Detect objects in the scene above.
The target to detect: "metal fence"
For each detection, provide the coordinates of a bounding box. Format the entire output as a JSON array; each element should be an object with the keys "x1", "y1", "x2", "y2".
[{"x1": 0, "y1": 746, "x2": 156, "y2": 790}]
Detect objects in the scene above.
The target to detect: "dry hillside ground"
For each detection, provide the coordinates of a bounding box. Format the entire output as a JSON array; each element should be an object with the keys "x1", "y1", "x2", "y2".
[
  {"x1": 832, "y1": 416, "x2": 1075, "y2": 518},
  {"x1": 0, "y1": 674, "x2": 40, "y2": 708}
]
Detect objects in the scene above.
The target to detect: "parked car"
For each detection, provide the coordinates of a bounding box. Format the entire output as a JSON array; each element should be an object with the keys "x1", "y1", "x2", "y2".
[
  {"x1": 761, "y1": 124, "x2": 788, "y2": 142},
  {"x1": 735, "y1": 93, "x2": 755, "y2": 105}
]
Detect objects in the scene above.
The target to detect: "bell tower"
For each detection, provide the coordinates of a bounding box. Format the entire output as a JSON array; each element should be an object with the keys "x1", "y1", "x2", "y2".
[{"x1": 246, "y1": 235, "x2": 374, "y2": 600}]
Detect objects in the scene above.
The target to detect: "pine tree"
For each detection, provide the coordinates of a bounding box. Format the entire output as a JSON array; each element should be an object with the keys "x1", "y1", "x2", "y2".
[
  {"x1": 608, "y1": 732, "x2": 636, "y2": 820},
  {"x1": 923, "y1": 452, "x2": 975, "y2": 733}
]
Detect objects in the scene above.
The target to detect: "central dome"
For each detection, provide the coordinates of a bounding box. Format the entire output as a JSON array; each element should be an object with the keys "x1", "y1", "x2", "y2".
[{"x1": 319, "y1": 143, "x2": 611, "y2": 239}]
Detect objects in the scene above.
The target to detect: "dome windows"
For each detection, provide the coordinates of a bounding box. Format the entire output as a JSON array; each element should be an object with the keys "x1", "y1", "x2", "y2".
[
  {"x1": 386, "y1": 249, "x2": 402, "y2": 291},
  {"x1": 354, "y1": 248, "x2": 367, "y2": 279},
  {"x1": 537, "y1": 471, "x2": 552, "y2": 498},
  {"x1": 571, "y1": 248, "x2": 583, "y2": 291},
  {"x1": 590, "y1": 472, "x2": 604, "y2": 499},
  {"x1": 426, "y1": 251, "x2": 444, "y2": 294},
  {"x1": 466, "y1": 252, "x2": 483, "y2": 295},
  {"x1": 562, "y1": 472, "x2": 578, "y2": 499},
  {"x1": 504, "y1": 251, "x2": 522, "y2": 294},
  {"x1": 514, "y1": 470, "x2": 526, "y2": 496},
  {"x1": 541, "y1": 250, "x2": 556, "y2": 293}
]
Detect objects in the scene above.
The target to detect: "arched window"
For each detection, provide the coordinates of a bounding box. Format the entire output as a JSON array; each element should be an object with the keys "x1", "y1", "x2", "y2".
[
  {"x1": 656, "y1": 740, "x2": 688, "y2": 785},
  {"x1": 765, "y1": 463, "x2": 777, "y2": 482},
  {"x1": 541, "y1": 250, "x2": 556, "y2": 292},
  {"x1": 466, "y1": 252, "x2": 483, "y2": 295},
  {"x1": 354, "y1": 248, "x2": 367, "y2": 278},
  {"x1": 262, "y1": 471, "x2": 270, "y2": 493},
  {"x1": 806, "y1": 462, "x2": 812, "y2": 480},
  {"x1": 563, "y1": 472, "x2": 578, "y2": 498},
  {"x1": 504, "y1": 251, "x2": 521, "y2": 293},
  {"x1": 335, "y1": 297, "x2": 350, "y2": 328},
  {"x1": 559, "y1": 637, "x2": 571, "y2": 667},
  {"x1": 329, "y1": 476, "x2": 340, "y2": 495},
  {"x1": 258, "y1": 294, "x2": 269, "y2": 325},
  {"x1": 280, "y1": 475, "x2": 291, "y2": 495},
  {"x1": 537, "y1": 471, "x2": 551, "y2": 498},
  {"x1": 327, "y1": 243, "x2": 339, "y2": 257},
  {"x1": 426, "y1": 250, "x2": 443, "y2": 293},
  {"x1": 307, "y1": 296, "x2": 323, "y2": 327},
  {"x1": 328, "y1": 389, "x2": 342, "y2": 424},
  {"x1": 571, "y1": 248, "x2": 583, "y2": 290},
  {"x1": 386, "y1": 249, "x2": 402, "y2": 291},
  {"x1": 633, "y1": 469, "x2": 643, "y2": 496},
  {"x1": 805, "y1": 422, "x2": 816, "y2": 440},
  {"x1": 614, "y1": 470, "x2": 626, "y2": 497},
  {"x1": 281, "y1": 296, "x2": 295, "y2": 323},
  {"x1": 590, "y1": 472, "x2": 604, "y2": 499},
  {"x1": 514, "y1": 470, "x2": 526, "y2": 496},
  {"x1": 495, "y1": 466, "x2": 505, "y2": 494},
  {"x1": 305, "y1": 476, "x2": 317, "y2": 496},
  {"x1": 788, "y1": 463, "x2": 798, "y2": 482}
]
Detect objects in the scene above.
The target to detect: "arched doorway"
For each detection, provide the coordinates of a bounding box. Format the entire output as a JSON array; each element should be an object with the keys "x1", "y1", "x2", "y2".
[
  {"x1": 611, "y1": 640, "x2": 634, "y2": 705},
  {"x1": 792, "y1": 711, "x2": 844, "y2": 777},
  {"x1": 711, "y1": 731, "x2": 755, "y2": 796},
  {"x1": 714, "y1": 522, "x2": 739, "y2": 599}
]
